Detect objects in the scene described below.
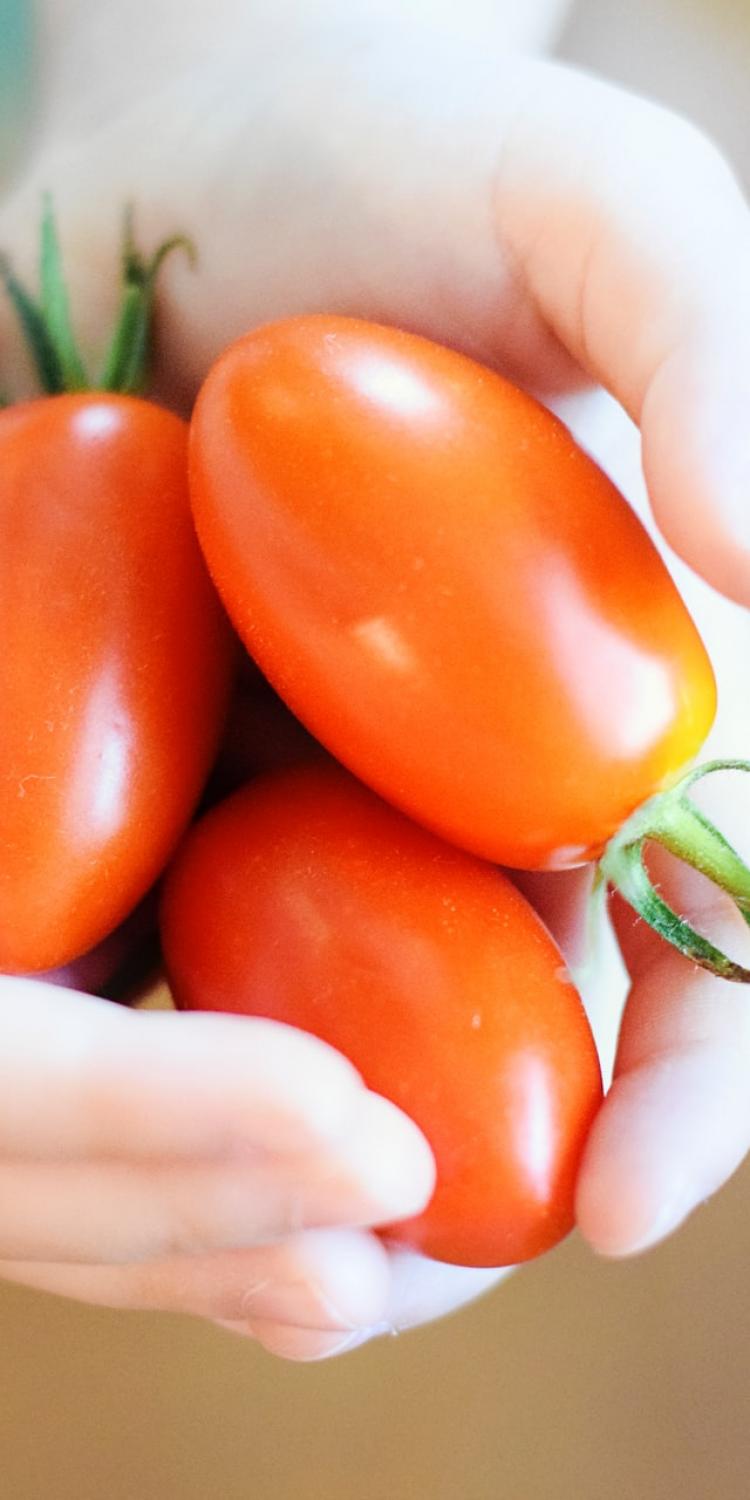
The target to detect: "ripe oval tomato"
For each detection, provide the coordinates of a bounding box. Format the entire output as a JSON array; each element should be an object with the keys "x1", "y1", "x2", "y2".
[
  {"x1": 0, "y1": 394, "x2": 233, "y2": 973},
  {"x1": 189, "y1": 316, "x2": 716, "y2": 870},
  {"x1": 160, "y1": 764, "x2": 604, "y2": 1268}
]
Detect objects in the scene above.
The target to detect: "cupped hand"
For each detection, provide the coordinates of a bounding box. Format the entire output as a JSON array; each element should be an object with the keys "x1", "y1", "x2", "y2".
[
  {"x1": 2, "y1": 0, "x2": 750, "y2": 1358},
  {"x1": 0, "y1": 975, "x2": 436, "y2": 1359}
]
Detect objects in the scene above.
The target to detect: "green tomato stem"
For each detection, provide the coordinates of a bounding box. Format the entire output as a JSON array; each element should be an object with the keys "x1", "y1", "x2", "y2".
[
  {"x1": 598, "y1": 759, "x2": 750, "y2": 982},
  {"x1": 0, "y1": 242, "x2": 66, "y2": 393},
  {"x1": 98, "y1": 206, "x2": 195, "y2": 394},
  {"x1": 0, "y1": 198, "x2": 194, "y2": 397},
  {"x1": 39, "y1": 193, "x2": 89, "y2": 390}
]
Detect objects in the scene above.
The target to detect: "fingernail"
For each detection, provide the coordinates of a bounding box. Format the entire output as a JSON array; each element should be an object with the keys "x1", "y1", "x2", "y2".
[
  {"x1": 617, "y1": 1183, "x2": 696, "y2": 1255},
  {"x1": 307, "y1": 1328, "x2": 374, "y2": 1360},
  {"x1": 249, "y1": 1320, "x2": 378, "y2": 1362},
  {"x1": 241, "y1": 1277, "x2": 359, "y2": 1331}
]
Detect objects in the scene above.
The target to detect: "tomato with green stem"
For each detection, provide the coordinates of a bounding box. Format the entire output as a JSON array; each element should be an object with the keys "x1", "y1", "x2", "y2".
[
  {"x1": 161, "y1": 763, "x2": 604, "y2": 1268},
  {"x1": 0, "y1": 203, "x2": 233, "y2": 973},
  {"x1": 189, "y1": 314, "x2": 750, "y2": 979}
]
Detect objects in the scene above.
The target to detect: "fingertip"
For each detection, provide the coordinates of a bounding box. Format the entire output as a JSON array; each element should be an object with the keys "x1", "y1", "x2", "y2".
[
  {"x1": 342, "y1": 1091, "x2": 437, "y2": 1225},
  {"x1": 576, "y1": 1047, "x2": 750, "y2": 1257},
  {"x1": 291, "y1": 1227, "x2": 391, "y2": 1330},
  {"x1": 246, "y1": 1321, "x2": 378, "y2": 1362},
  {"x1": 210, "y1": 1230, "x2": 394, "y2": 1361},
  {"x1": 211, "y1": 1317, "x2": 256, "y2": 1341},
  {"x1": 574, "y1": 1070, "x2": 670, "y2": 1257},
  {"x1": 212, "y1": 1313, "x2": 380, "y2": 1361},
  {"x1": 642, "y1": 332, "x2": 750, "y2": 608}
]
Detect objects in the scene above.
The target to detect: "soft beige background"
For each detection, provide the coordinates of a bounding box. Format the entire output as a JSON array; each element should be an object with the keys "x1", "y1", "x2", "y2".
[{"x1": 4, "y1": 1, "x2": 750, "y2": 1496}]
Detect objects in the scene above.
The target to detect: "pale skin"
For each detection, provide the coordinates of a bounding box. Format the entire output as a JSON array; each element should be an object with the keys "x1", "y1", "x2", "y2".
[{"x1": 1, "y1": 0, "x2": 750, "y2": 1362}]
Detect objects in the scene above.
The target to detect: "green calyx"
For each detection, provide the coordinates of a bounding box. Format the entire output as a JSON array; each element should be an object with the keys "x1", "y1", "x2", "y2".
[
  {"x1": 0, "y1": 195, "x2": 193, "y2": 397},
  {"x1": 598, "y1": 759, "x2": 750, "y2": 982}
]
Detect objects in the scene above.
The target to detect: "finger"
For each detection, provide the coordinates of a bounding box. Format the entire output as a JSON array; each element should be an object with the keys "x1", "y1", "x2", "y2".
[
  {"x1": 0, "y1": 978, "x2": 411, "y2": 1163},
  {"x1": 213, "y1": 1323, "x2": 371, "y2": 1361},
  {"x1": 242, "y1": 1250, "x2": 513, "y2": 1361},
  {"x1": 0, "y1": 1089, "x2": 433, "y2": 1263},
  {"x1": 214, "y1": 1320, "x2": 377, "y2": 1361},
  {"x1": 491, "y1": 62, "x2": 750, "y2": 604},
  {"x1": 578, "y1": 779, "x2": 750, "y2": 1255},
  {"x1": 0, "y1": 1226, "x2": 391, "y2": 1330},
  {"x1": 252, "y1": 1246, "x2": 512, "y2": 1360},
  {"x1": 576, "y1": 947, "x2": 750, "y2": 1256},
  {"x1": 219, "y1": 1246, "x2": 512, "y2": 1361}
]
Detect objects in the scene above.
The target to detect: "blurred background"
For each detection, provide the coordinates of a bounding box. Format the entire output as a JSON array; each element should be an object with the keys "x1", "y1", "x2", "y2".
[{"x1": 3, "y1": 0, "x2": 750, "y2": 1495}]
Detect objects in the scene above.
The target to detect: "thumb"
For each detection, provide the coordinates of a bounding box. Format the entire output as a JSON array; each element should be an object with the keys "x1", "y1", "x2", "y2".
[{"x1": 577, "y1": 768, "x2": 750, "y2": 1257}]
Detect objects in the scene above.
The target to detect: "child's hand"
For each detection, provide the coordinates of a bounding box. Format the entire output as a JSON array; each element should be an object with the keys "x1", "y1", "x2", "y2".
[
  {"x1": 0, "y1": 976, "x2": 437, "y2": 1360},
  {"x1": 2, "y1": 0, "x2": 750, "y2": 1357}
]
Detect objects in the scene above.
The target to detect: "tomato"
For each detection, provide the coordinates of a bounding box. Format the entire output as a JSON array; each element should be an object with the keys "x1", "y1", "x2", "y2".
[
  {"x1": 160, "y1": 764, "x2": 604, "y2": 1267},
  {"x1": 189, "y1": 316, "x2": 716, "y2": 871},
  {"x1": 0, "y1": 394, "x2": 233, "y2": 973}
]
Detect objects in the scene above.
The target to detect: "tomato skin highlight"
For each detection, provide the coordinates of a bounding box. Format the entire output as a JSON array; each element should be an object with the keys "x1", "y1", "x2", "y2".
[
  {"x1": 0, "y1": 393, "x2": 233, "y2": 973},
  {"x1": 189, "y1": 315, "x2": 717, "y2": 870},
  {"x1": 161, "y1": 765, "x2": 604, "y2": 1268}
]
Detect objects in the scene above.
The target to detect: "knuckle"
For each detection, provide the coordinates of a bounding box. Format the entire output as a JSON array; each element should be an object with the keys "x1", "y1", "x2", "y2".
[
  {"x1": 165, "y1": 1190, "x2": 228, "y2": 1258},
  {"x1": 162, "y1": 1169, "x2": 290, "y2": 1259}
]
